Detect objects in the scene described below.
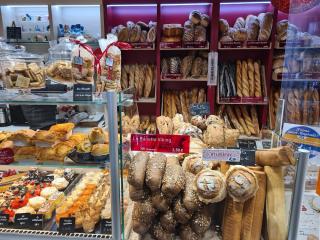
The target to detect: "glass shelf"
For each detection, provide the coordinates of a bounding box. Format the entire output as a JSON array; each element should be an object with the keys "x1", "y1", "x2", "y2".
[{"x1": 0, "y1": 89, "x2": 133, "y2": 106}]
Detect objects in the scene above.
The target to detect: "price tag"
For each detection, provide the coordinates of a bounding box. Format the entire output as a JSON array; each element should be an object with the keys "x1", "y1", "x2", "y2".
[
  {"x1": 59, "y1": 217, "x2": 75, "y2": 233},
  {"x1": 73, "y1": 56, "x2": 83, "y2": 66},
  {"x1": 14, "y1": 213, "x2": 31, "y2": 229},
  {"x1": 73, "y1": 84, "x2": 93, "y2": 102},
  {"x1": 106, "y1": 57, "x2": 114, "y2": 67},
  {"x1": 262, "y1": 141, "x2": 271, "y2": 149},
  {"x1": 202, "y1": 149, "x2": 241, "y2": 162},
  {"x1": 100, "y1": 219, "x2": 112, "y2": 234},
  {"x1": 189, "y1": 102, "x2": 210, "y2": 116},
  {"x1": 0, "y1": 148, "x2": 14, "y2": 165},
  {"x1": 240, "y1": 149, "x2": 256, "y2": 166},
  {"x1": 30, "y1": 214, "x2": 43, "y2": 230},
  {"x1": 43, "y1": 175, "x2": 54, "y2": 182},
  {"x1": 131, "y1": 134, "x2": 190, "y2": 154},
  {"x1": 238, "y1": 139, "x2": 257, "y2": 150},
  {"x1": 207, "y1": 51, "x2": 218, "y2": 86},
  {"x1": 0, "y1": 214, "x2": 9, "y2": 228}
]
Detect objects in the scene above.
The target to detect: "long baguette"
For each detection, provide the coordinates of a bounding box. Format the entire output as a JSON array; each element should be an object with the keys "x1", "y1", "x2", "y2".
[
  {"x1": 241, "y1": 60, "x2": 250, "y2": 97},
  {"x1": 226, "y1": 106, "x2": 244, "y2": 134},
  {"x1": 240, "y1": 106, "x2": 256, "y2": 135},
  {"x1": 247, "y1": 59, "x2": 255, "y2": 97},
  {"x1": 254, "y1": 61, "x2": 262, "y2": 97},
  {"x1": 236, "y1": 60, "x2": 242, "y2": 97},
  {"x1": 234, "y1": 107, "x2": 251, "y2": 136}
]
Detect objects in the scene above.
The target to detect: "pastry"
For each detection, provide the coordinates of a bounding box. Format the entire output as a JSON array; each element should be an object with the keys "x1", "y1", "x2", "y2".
[
  {"x1": 226, "y1": 166, "x2": 259, "y2": 202},
  {"x1": 258, "y1": 12, "x2": 273, "y2": 41},
  {"x1": 91, "y1": 144, "x2": 109, "y2": 156},
  {"x1": 41, "y1": 186, "x2": 59, "y2": 199},
  {"x1": 29, "y1": 196, "x2": 46, "y2": 210},
  {"x1": 49, "y1": 123, "x2": 74, "y2": 141},
  {"x1": 52, "y1": 177, "x2": 69, "y2": 190},
  {"x1": 8, "y1": 129, "x2": 35, "y2": 147},
  {"x1": 145, "y1": 153, "x2": 167, "y2": 192},
  {"x1": 195, "y1": 169, "x2": 227, "y2": 204},
  {"x1": 14, "y1": 146, "x2": 36, "y2": 160},
  {"x1": 156, "y1": 116, "x2": 173, "y2": 134},
  {"x1": 189, "y1": 10, "x2": 201, "y2": 24},
  {"x1": 128, "y1": 152, "x2": 149, "y2": 189}
]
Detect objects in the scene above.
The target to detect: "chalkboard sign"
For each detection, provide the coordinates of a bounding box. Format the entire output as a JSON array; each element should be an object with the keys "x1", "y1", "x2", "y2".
[
  {"x1": 189, "y1": 102, "x2": 210, "y2": 116},
  {"x1": 30, "y1": 214, "x2": 44, "y2": 230},
  {"x1": 100, "y1": 219, "x2": 112, "y2": 234},
  {"x1": 59, "y1": 217, "x2": 75, "y2": 233},
  {"x1": 14, "y1": 213, "x2": 31, "y2": 229},
  {"x1": 262, "y1": 141, "x2": 271, "y2": 149},
  {"x1": 238, "y1": 139, "x2": 257, "y2": 150},
  {"x1": 6, "y1": 22, "x2": 21, "y2": 40},
  {"x1": 73, "y1": 84, "x2": 93, "y2": 102},
  {"x1": 240, "y1": 149, "x2": 256, "y2": 166},
  {"x1": 42, "y1": 175, "x2": 54, "y2": 182},
  {"x1": 0, "y1": 214, "x2": 9, "y2": 228}
]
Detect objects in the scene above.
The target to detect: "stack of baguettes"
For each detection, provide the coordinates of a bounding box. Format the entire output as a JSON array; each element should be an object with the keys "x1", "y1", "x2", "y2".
[{"x1": 236, "y1": 59, "x2": 263, "y2": 98}]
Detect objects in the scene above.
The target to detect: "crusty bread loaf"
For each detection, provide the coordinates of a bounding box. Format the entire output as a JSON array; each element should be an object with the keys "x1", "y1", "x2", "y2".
[
  {"x1": 254, "y1": 61, "x2": 262, "y2": 97},
  {"x1": 247, "y1": 59, "x2": 255, "y2": 97},
  {"x1": 240, "y1": 106, "x2": 256, "y2": 135},
  {"x1": 226, "y1": 106, "x2": 244, "y2": 134},
  {"x1": 241, "y1": 60, "x2": 250, "y2": 97},
  {"x1": 234, "y1": 107, "x2": 251, "y2": 136}
]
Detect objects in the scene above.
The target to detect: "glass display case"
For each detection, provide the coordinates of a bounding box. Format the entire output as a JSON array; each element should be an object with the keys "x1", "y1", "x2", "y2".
[{"x1": 0, "y1": 88, "x2": 133, "y2": 240}]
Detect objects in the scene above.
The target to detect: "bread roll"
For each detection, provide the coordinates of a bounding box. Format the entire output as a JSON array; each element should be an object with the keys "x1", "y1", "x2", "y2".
[
  {"x1": 150, "y1": 222, "x2": 175, "y2": 240},
  {"x1": 132, "y1": 199, "x2": 157, "y2": 235},
  {"x1": 129, "y1": 184, "x2": 149, "y2": 201},
  {"x1": 194, "y1": 169, "x2": 227, "y2": 204},
  {"x1": 151, "y1": 191, "x2": 171, "y2": 212},
  {"x1": 183, "y1": 172, "x2": 203, "y2": 213},
  {"x1": 128, "y1": 152, "x2": 149, "y2": 189},
  {"x1": 173, "y1": 197, "x2": 193, "y2": 224},
  {"x1": 146, "y1": 153, "x2": 167, "y2": 192},
  {"x1": 160, "y1": 209, "x2": 177, "y2": 233},
  {"x1": 161, "y1": 157, "x2": 186, "y2": 198},
  {"x1": 224, "y1": 128, "x2": 240, "y2": 147},
  {"x1": 225, "y1": 166, "x2": 259, "y2": 202},
  {"x1": 190, "y1": 210, "x2": 211, "y2": 235}
]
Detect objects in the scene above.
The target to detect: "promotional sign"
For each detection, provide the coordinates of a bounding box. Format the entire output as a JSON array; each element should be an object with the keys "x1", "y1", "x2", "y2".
[
  {"x1": 131, "y1": 134, "x2": 190, "y2": 154},
  {"x1": 73, "y1": 84, "x2": 93, "y2": 101},
  {"x1": 0, "y1": 148, "x2": 14, "y2": 165}
]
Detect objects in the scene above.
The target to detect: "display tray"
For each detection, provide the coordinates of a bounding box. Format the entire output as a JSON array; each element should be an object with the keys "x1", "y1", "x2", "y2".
[
  {"x1": 68, "y1": 150, "x2": 110, "y2": 166},
  {"x1": 218, "y1": 40, "x2": 271, "y2": 49}
]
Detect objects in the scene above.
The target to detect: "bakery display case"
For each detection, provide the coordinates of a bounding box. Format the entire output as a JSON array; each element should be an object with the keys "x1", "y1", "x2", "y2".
[
  {"x1": 1, "y1": 5, "x2": 50, "y2": 42},
  {"x1": 0, "y1": 88, "x2": 132, "y2": 240}
]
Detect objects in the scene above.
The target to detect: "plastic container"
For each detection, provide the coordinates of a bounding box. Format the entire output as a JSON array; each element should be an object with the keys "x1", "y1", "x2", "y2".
[
  {"x1": 0, "y1": 52, "x2": 45, "y2": 89},
  {"x1": 45, "y1": 38, "x2": 74, "y2": 84}
]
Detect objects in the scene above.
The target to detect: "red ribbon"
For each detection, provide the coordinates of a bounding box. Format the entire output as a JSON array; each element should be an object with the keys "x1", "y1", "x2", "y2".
[{"x1": 96, "y1": 41, "x2": 132, "y2": 74}]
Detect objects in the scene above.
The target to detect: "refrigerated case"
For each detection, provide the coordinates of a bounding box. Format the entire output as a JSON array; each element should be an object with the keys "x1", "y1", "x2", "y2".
[{"x1": 0, "y1": 89, "x2": 133, "y2": 240}]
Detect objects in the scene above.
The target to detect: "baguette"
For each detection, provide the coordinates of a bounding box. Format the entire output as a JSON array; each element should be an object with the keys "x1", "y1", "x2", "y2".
[
  {"x1": 234, "y1": 107, "x2": 251, "y2": 136},
  {"x1": 254, "y1": 61, "x2": 262, "y2": 97},
  {"x1": 312, "y1": 89, "x2": 319, "y2": 125},
  {"x1": 240, "y1": 106, "x2": 256, "y2": 135},
  {"x1": 250, "y1": 106, "x2": 260, "y2": 135},
  {"x1": 241, "y1": 60, "x2": 250, "y2": 97},
  {"x1": 302, "y1": 90, "x2": 309, "y2": 125},
  {"x1": 236, "y1": 60, "x2": 242, "y2": 97},
  {"x1": 247, "y1": 59, "x2": 255, "y2": 97},
  {"x1": 180, "y1": 91, "x2": 189, "y2": 122},
  {"x1": 226, "y1": 106, "x2": 244, "y2": 134}
]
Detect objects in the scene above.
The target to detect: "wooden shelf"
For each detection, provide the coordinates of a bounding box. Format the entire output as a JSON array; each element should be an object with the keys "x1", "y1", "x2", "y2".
[
  {"x1": 218, "y1": 100, "x2": 268, "y2": 105},
  {"x1": 136, "y1": 97, "x2": 157, "y2": 103},
  {"x1": 218, "y1": 46, "x2": 271, "y2": 51},
  {"x1": 161, "y1": 78, "x2": 208, "y2": 82},
  {"x1": 272, "y1": 79, "x2": 320, "y2": 82}
]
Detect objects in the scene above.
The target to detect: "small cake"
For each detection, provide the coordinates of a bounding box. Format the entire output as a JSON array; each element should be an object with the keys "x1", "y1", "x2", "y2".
[
  {"x1": 88, "y1": 127, "x2": 107, "y2": 144},
  {"x1": 52, "y1": 177, "x2": 69, "y2": 190},
  {"x1": 28, "y1": 196, "x2": 46, "y2": 210},
  {"x1": 40, "y1": 187, "x2": 59, "y2": 199}
]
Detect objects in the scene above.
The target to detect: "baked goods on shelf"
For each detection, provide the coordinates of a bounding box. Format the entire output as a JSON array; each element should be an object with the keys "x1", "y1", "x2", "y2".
[
  {"x1": 161, "y1": 51, "x2": 208, "y2": 80},
  {"x1": 271, "y1": 86, "x2": 320, "y2": 126},
  {"x1": 71, "y1": 44, "x2": 95, "y2": 83},
  {"x1": 138, "y1": 116, "x2": 156, "y2": 134},
  {"x1": 121, "y1": 64, "x2": 155, "y2": 98},
  {"x1": 219, "y1": 12, "x2": 273, "y2": 47},
  {"x1": 111, "y1": 21, "x2": 157, "y2": 45},
  {"x1": 162, "y1": 88, "x2": 206, "y2": 122},
  {"x1": 219, "y1": 59, "x2": 265, "y2": 103},
  {"x1": 275, "y1": 20, "x2": 320, "y2": 47},
  {"x1": 46, "y1": 60, "x2": 73, "y2": 83}
]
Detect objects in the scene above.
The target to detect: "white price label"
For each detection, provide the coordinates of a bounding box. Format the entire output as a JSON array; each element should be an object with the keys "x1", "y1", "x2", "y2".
[
  {"x1": 202, "y1": 149, "x2": 241, "y2": 162},
  {"x1": 207, "y1": 51, "x2": 218, "y2": 86}
]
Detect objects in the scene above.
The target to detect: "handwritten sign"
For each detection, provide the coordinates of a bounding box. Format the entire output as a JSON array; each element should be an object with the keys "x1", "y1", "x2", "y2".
[
  {"x1": 73, "y1": 84, "x2": 93, "y2": 101},
  {"x1": 202, "y1": 149, "x2": 241, "y2": 162},
  {"x1": 100, "y1": 219, "x2": 112, "y2": 234},
  {"x1": 59, "y1": 217, "x2": 75, "y2": 233},
  {"x1": 0, "y1": 214, "x2": 9, "y2": 228},
  {"x1": 190, "y1": 102, "x2": 210, "y2": 116},
  {"x1": 30, "y1": 214, "x2": 43, "y2": 230},
  {"x1": 14, "y1": 213, "x2": 30, "y2": 229},
  {"x1": 131, "y1": 134, "x2": 190, "y2": 154}
]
